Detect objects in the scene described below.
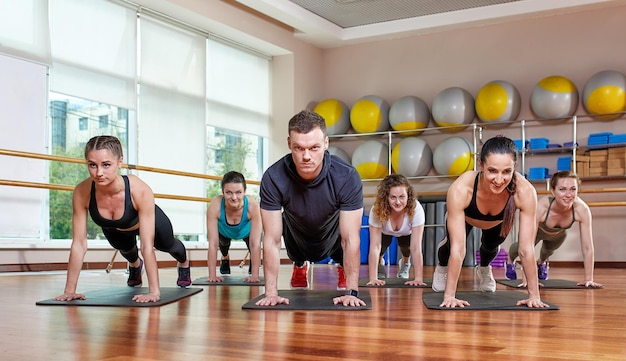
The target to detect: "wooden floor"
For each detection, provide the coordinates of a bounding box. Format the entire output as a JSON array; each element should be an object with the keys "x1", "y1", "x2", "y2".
[{"x1": 2, "y1": 264, "x2": 626, "y2": 361}]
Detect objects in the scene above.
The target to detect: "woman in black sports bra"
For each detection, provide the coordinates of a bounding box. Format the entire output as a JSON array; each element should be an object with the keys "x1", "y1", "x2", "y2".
[
  {"x1": 55, "y1": 136, "x2": 191, "y2": 303},
  {"x1": 432, "y1": 136, "x2": 548, "y2": 308},
  {"x1": 507, "y1": 171, "x2": 602, "y2": 288}
]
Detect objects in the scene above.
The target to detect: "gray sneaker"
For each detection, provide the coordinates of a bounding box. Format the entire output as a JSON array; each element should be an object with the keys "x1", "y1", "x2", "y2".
[
  {"x1": 476, "y1": 265, "x2": 496, "y2": 292},
  {"x1": 432, "y1": 265, "x2": 447, "y2": 292},
  {"x1": 397, "y1": 259, "x2": 410, "y2": 279}
]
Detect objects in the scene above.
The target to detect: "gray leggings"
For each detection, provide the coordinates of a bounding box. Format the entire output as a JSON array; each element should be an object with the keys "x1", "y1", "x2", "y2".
[{"x1": 508, "y1": 228, "x2": 567, "y2": 262}]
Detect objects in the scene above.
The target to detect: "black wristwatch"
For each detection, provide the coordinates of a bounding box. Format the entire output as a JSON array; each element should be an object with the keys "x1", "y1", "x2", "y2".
[{"x1": 345, "y1": 289, "x2": 358, "y2": 297}]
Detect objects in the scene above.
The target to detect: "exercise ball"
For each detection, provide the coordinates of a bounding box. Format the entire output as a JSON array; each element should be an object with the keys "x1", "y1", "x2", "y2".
[
  {"x1": 530, "y1": 75, "x2": 579, "y2": 119},
  {"x1": 433, "y1": 137, "x2": 474, "y2": 176},
  {"x1": 314, "y1": 99, "x2": 351, "y2": 135},
  {"x1": 328, "y1": 145, "x2": 351, "y2": 164},
  {"x1": 475, "y1": 80, "x2": 521, "y2": 124},
  {"x1": 391, "y1": 137, "x2": 432, "y2": 177},
  {"x1": 389, "y1": 96, "x2": 430, "y2": 135},
  {"x1": 351, "y1": 140, "x2": 389, "y2": 179},
  {"x1": 350, "y1": 95, "x2": 390, "y2": 133},
  {"x1": 431, "y1": 87, "x2": 475, "y2": 132},
  {"x1": 582, "y1": 70, "x2": 626, "y2": 119}
]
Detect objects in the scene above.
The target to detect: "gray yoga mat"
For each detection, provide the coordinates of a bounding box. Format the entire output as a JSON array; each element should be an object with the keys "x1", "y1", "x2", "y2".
[
  {"x1": 359, "y1": 277, "x2": 431, "y2": 288},
  {"x1": 422, "y1": 290, "x2": 560, "y2": 310},
  {"x1": 496, "y1": 278, "x2": 604, "y2": 289},
  {"x1": 193, "y1": 276, "x2": 264, "y2": 286},
  {"x1": 36, "y1": 287, "x2": 203, "y2": 307},
  {"x1": 242, "y1": 290, "x2": 372, "y2": 310}
]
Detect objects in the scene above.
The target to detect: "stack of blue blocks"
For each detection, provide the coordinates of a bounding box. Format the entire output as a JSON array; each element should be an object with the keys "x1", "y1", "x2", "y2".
[
  {"x1": 588, "y1": 132, "x2": 612, "y2": 146},
  {"x1": 608, "y1": 133, "x2": 626, "y2": 144},
  {"x1": 557, "y1": 156, "x2": 572, "y2": 171},
  {"x1": 513, "y1": 139, "x2": 528, "y2": 150},
  {"x1": 530, "y1": 138, "x2": 549, "y2": 150},
  {"x1": 529, "y1": 167, "x2": 550, "y2": 180}
]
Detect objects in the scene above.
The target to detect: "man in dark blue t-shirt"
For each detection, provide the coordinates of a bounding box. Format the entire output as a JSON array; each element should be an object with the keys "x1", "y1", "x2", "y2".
[{"x1": 257, "y1": 110, "x2": 365, "y2": 307}]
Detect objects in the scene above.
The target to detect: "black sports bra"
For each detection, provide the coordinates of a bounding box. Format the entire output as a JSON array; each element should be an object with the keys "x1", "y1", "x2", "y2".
[
  {"x1": 464, "y1": 172, "x2": 509, "y2": 222},
  {"x1": 89, "y1": 175, "x2": 139, "y2": 229}
]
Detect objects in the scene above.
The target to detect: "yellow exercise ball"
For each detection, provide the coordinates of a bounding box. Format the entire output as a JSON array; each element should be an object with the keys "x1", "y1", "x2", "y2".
[
  {"x1": 475, "y1": 80, "x2": 521, "y2": 124},
  {"x1": 391, "y1": 137, "x2": 432, "y2": 177},
  {"x1": 583, "y1": 70, "x2": 626, "y2": 120},
  {"x1": 350, "y1": 95, "x2": 390, "y2": 133},
  {"x1": 314, "y1": 99, "x2": 351, "y2": 135},
  {"x1": 431, "y1": 87, "x2": 475, "y2": 132},
  {"x1": 389, "y1": 96, "x2": 430, "y2": 136},
  {"x1": 351, "y1": 140, "x2": 389, "y2": 179},
  {"x1": 530, "y1": 75, "x2": 579, "y2": 119},
  {"x1": 433, "y1": 137, "x2": 474, "y2": 176}
]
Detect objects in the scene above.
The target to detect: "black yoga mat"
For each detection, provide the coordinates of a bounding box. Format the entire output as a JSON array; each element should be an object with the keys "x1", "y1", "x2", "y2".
[
  {"x1": 242, "y1": 290, "x2": 372, "y2": 310},
  {"x1": 36, "y1": 287, "x2": 203, "y2": 307},
  {"x1": 193, "y1": 276, "x2": 264, "y2": 286},
  {"x1": 359, "y1": 277, "x2": 431, "y2": 288},
  {"x1": 496, "y1": 279, "x2": 604, "y2": 289},
  {"x1": 422, "y1": 290, "x2": 560, "y2": 310}
]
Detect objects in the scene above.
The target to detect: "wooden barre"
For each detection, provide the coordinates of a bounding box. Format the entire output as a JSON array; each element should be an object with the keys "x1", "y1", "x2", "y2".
[
  {"x1": 0, "y1": 148, "x2": 260, "y2": 185},
  {"x1": 0, "y1": 179, "x2": 213, "y2": 203}
]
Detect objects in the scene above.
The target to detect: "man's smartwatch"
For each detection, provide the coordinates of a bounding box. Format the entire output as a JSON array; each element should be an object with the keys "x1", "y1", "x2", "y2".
[{"x1": 345, "y1": 289, "x2": 358, "y2": 297}]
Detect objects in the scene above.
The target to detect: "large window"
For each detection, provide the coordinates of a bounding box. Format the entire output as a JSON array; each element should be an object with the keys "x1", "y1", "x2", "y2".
[{"x1": 0, "y1": 0, "x2": 271, "y2": 245}]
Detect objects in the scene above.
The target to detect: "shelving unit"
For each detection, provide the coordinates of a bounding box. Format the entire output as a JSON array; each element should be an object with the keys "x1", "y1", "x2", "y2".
[{"x1": 329, "y1": 111, "x2": 626, "y2": 187}]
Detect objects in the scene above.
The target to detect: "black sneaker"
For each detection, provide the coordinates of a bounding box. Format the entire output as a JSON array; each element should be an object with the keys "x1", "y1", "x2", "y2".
[
  {"x1": 177, "y1": 266, "x2": 192, "y2": 288},
  {"x1": 127, "y1": 258, "x2": 143, "y2": 287},
  {"x1": 220, "y1": 259, "x2": 231, "y2": 275},
  {"x1": 248, "y1": 264, "x2": 252, "y2": 275}
]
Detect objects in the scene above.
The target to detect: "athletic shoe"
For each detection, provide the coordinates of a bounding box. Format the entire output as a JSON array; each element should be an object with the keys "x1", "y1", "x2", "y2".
[
  {"x1": 505, "y1": 262, "x2": 517, "y2": 280},
  {"x1": 290, "y1": 261, "x2": 309, "y2": 289},
  {"x1": 220, "y1": 259, "x2": 231, "y2": 275},
  {"x1": 476, "y1": 265, "x2": 496, "y2": 292},
  {"x1": 432, "y1": 265, "x2": 447, "y2": 292},
  {"x1": 176, "y1": 266, "x2": 192, "y2": 288},
  {"x1": 377, "y1": 264, "x2": 386, "y2": 279},
  {"x1": 538, "y1": 262, "x2": 549, "y2": 280},
  {"x1": 397, "y1": 259, "x2": 410, "y2": 279},
  {"x1": 337, "y1": 265, "x2": 347, "y2": 290},
  {"x1": 127, "y1": 258, "x2": 143, "y2": 287}
]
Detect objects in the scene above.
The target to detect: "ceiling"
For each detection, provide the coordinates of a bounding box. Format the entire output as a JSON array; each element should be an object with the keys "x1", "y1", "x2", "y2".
[{"x1": 234, "y1": 0, "x2": 623, "y2": 48}]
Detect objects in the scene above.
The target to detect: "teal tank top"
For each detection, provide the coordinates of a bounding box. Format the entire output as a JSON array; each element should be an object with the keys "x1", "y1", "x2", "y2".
[{"x1": 218, "y1": 196, "x2": 251, "y2": 240}]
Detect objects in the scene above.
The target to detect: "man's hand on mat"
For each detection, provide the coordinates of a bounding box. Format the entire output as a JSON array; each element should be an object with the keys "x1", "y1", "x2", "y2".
[
  {"x1": 578, "y1": 280, "x2": 604, "y2": 288},
  {"x1": 256, "y1": 294, "x2": 289, "y2": 306},
  {"x1": 207, "y1": 276, "x2": 224, "y2": 283},
  {"x1": 244, "y1": 276, "x2": 262, "y2": 283},
  {"x1": 54, "y1": 292, "x2": 86, "y2": 301},
  {"x1": 405, "y1": 280, "x2": 427, "y2": 287},
  {"x1": 333, "y1": 295, "x2": 366, "y2": 307},
  {"x1": 132, "y1": 292, "x2": 160, "y2": 303},
  {"x1": 366, "y1": 279, "x2": 386, "y2": 286},
  {"x1": 439, "y1": 296, "x2": 470, "y2": 308},
  {"x1": 516, "y1": 297, "x2": 549, "y2": 308}
]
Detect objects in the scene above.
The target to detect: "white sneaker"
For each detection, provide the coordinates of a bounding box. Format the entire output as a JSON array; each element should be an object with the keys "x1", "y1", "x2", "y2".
[
  {"x1": 397, "y1": 259, "x2": 410, "y2": 279},
  {"x1": 432, "y1": 265, "x2": 448, "y2": 292},
  {"x1": 476, "y1": 265, "x2": 496, "y2": 292}
]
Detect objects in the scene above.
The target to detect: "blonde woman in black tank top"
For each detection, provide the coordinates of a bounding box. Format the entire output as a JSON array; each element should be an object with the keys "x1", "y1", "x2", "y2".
[{"x1": 507, "y1": 171, "x2": 603, "y2": 288}]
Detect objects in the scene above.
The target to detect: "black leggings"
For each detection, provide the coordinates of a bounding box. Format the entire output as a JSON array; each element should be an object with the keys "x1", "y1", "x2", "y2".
[
  {"x1": 380, "y1": 234, "x2": 411, "y2": 258},
  {"x1": 437, "y1": 221, "x2": 506, "y2": 267},
  {"x1": 101, "y1": 205, "x2": 187, "y2": 264},
  {"x1": 218, "y1": 233, "x2": 250, "y2": 257}
]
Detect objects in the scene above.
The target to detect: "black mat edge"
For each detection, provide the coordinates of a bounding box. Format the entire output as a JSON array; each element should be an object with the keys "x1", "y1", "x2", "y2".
[
  {"x1": 422, "y1": 290, "x2": 560, "y2": 310},
  {"x1": 36, "y1": 287, "x2": 203, "y2": 307},
  {"x1": 496, "y1": 278, "x2": 603, "y2": 289}
]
